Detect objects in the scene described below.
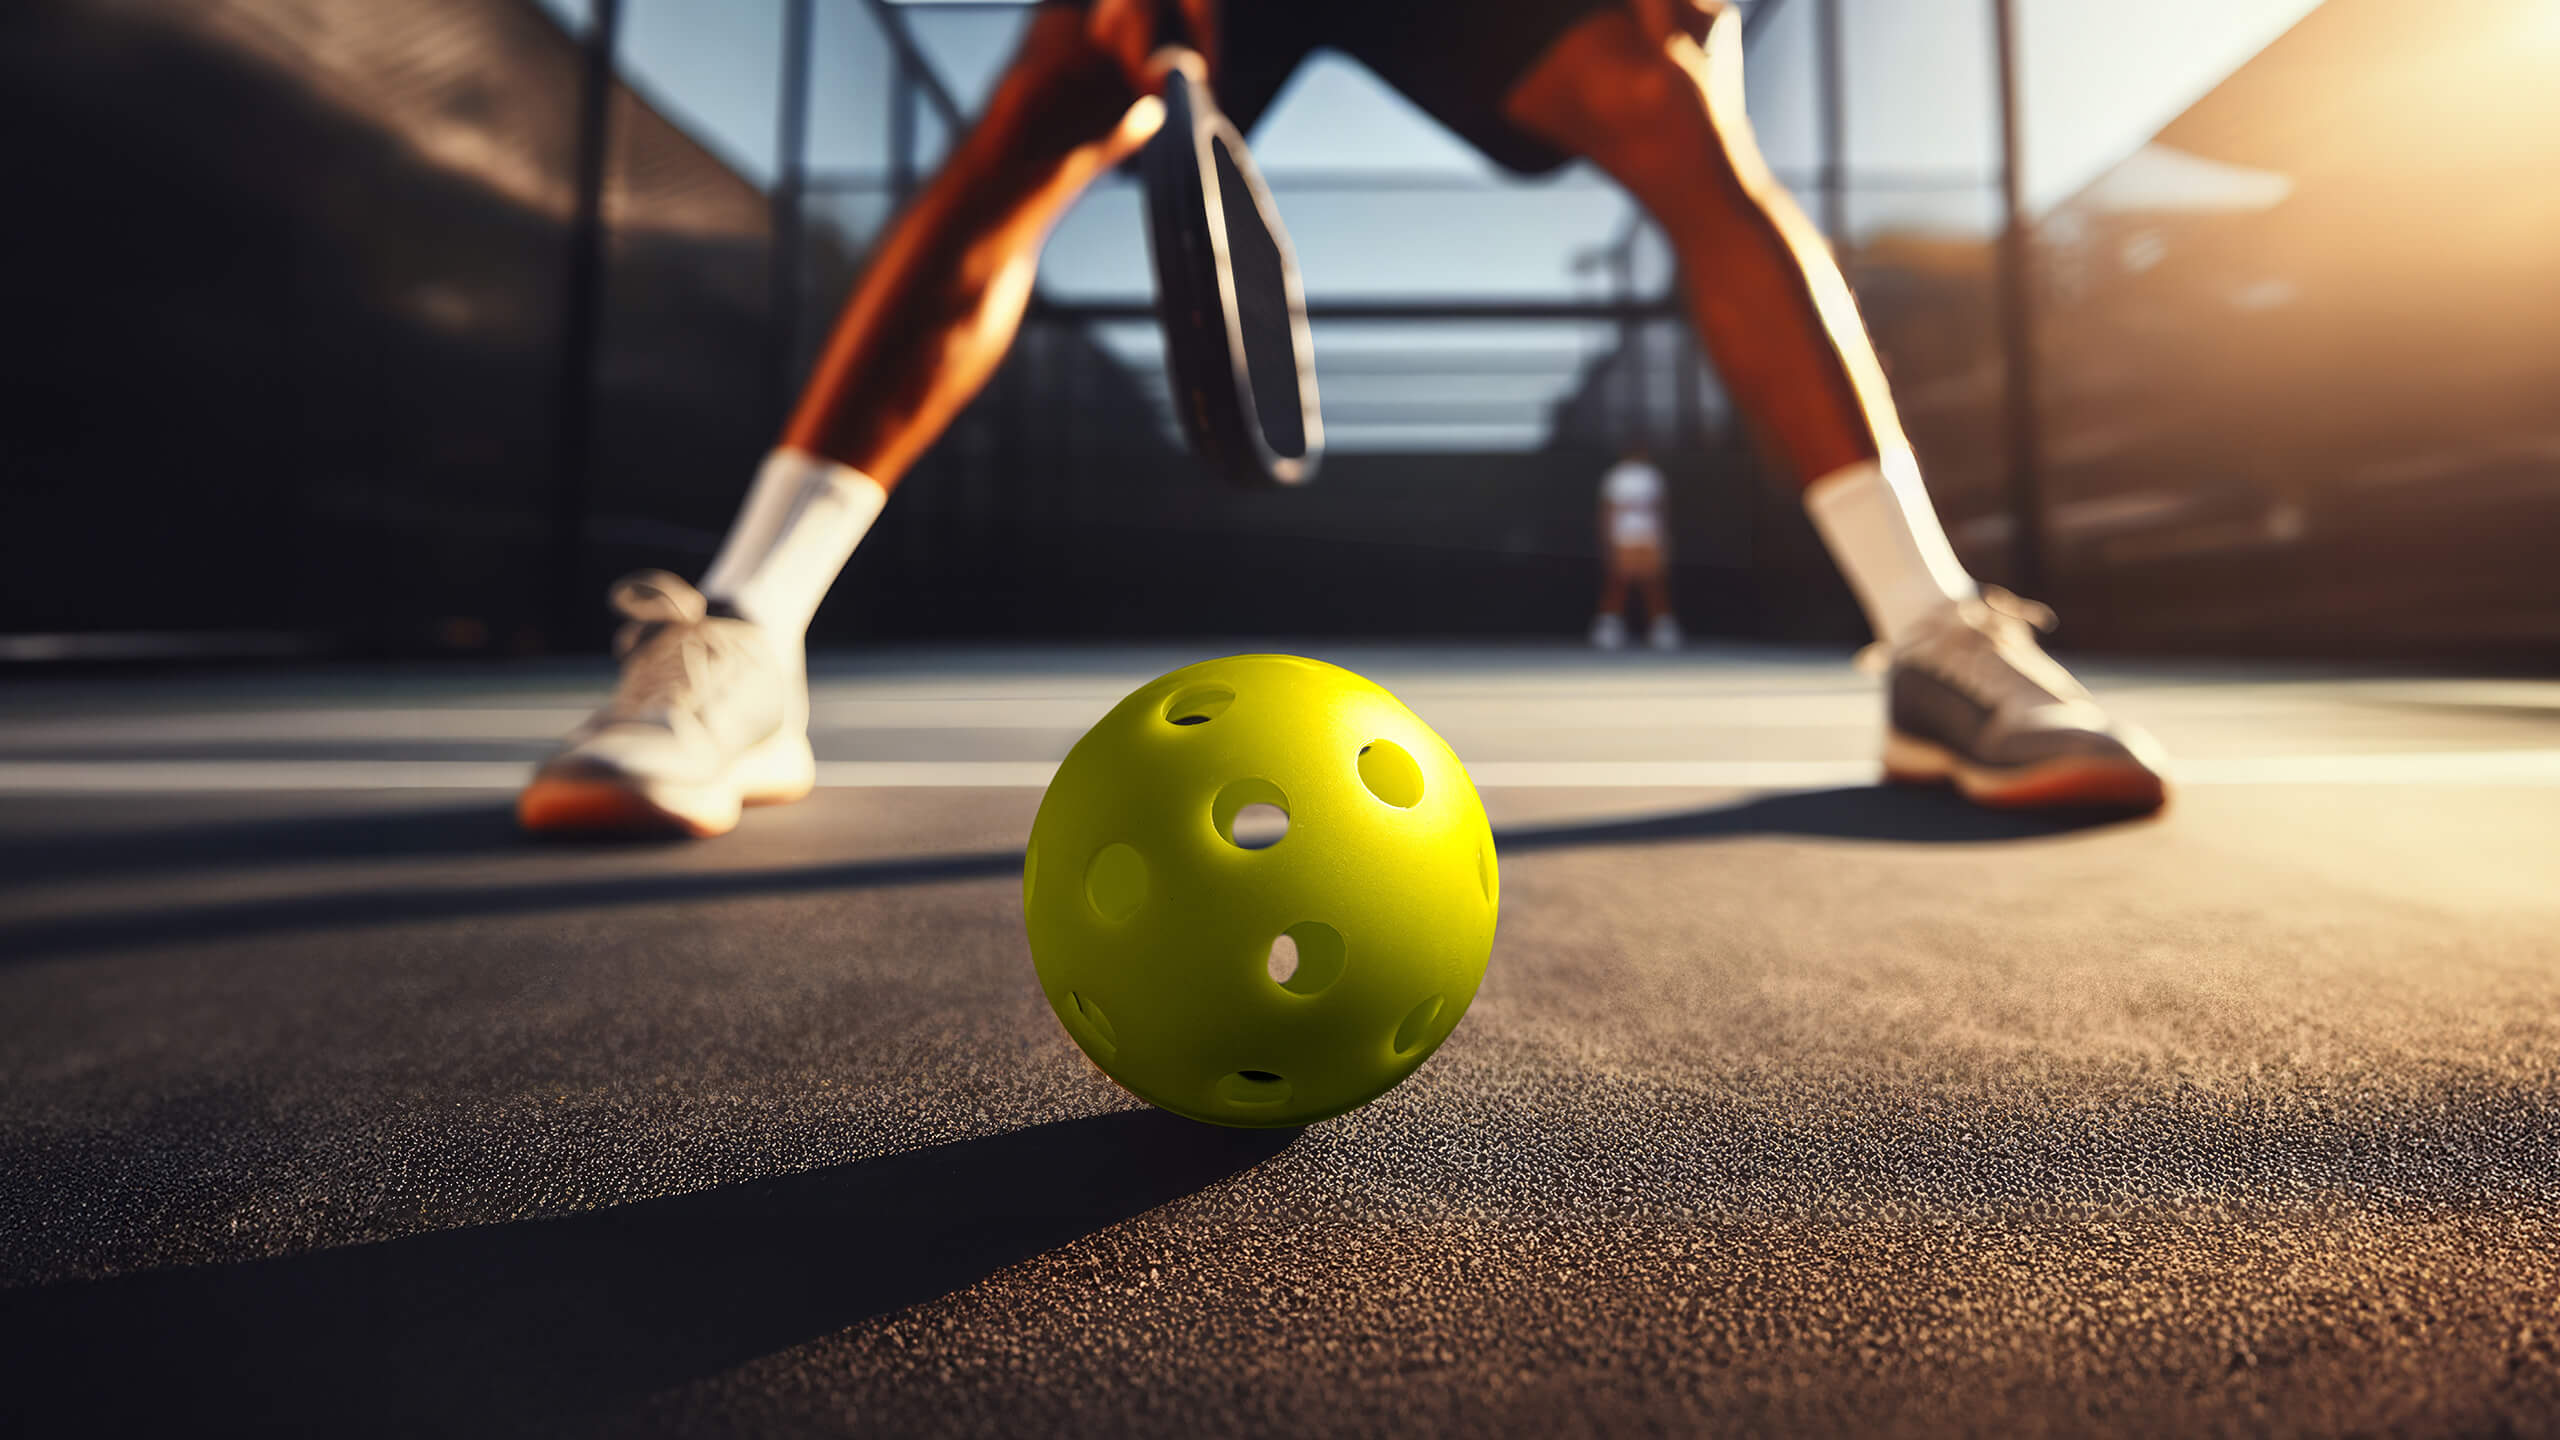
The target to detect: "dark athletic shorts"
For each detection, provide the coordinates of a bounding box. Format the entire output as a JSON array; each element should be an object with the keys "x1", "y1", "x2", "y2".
[{"x1": 1049, "y1": 0, "x2": 1618, "y2": 174}]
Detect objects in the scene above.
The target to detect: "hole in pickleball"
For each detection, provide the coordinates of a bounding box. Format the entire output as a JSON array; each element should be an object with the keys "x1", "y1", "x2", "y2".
[
  {"x1": 1164, "y1": 685, "x2": 1235, "y2": 726},
  {"x1": 1217, "y1": 1070, "x2": 1292, "y2": 1106},
  {"x1": 1069, "y1": 991, "x2": 1118, "y2": 1055},
  {"x1": 1269, "y1": 921, "x2": 1345, "y2": 996},
  {"x1": 1231, "y1": 804, "x2": 1288, "y2": 849},
  {"x1": 1212, "y1": 778, "x2": 1291, "y2": 850},
  {"x1": 1478, "y1": 842, "x2": 1495, "y2": 904},
  {"x1": 1084, "y1": 842, "x2": 1150, "y2": 920},
  {"x1": 1393, "y1": 995, "x2": 1443, "y2": 1055},
  {"x1": 1358, "y1": 739, "x2": 1425, "y2": 808}
]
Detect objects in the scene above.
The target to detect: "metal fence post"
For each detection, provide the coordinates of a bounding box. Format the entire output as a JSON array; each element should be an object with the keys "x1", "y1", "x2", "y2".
[
  {"x1": 545, "y1": 0, "x2": 622, "y2": 646},
  {"x1": 1816, "y1": 0, "x2": 1847, "y2": 244},
  {"x1": 768, "y1": 0, "x2": 814, "y2": 431},
  {"x1": 1992, "y1": 0, "x2": 2047, "y2": 596}
]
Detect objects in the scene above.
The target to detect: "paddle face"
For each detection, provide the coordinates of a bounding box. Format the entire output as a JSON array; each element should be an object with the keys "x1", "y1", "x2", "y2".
[{"x1": 1142, "y1": 54, "x2": 1323, "y2": 489}]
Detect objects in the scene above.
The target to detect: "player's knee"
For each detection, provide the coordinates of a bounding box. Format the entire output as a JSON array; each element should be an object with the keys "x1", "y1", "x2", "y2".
[
  {"x1": 1512, "y1": 8, "x2": 1738, "y2": 188},
  {"x1": 979, "y1": 15, "x2": 1138, "y2": 161},
  {"x1": 1580, "y1": 54, "x2": 1722, "y2": 188},
  {"x1": 1002, "y1": 70, "x2": 1133, "y2": 157}
]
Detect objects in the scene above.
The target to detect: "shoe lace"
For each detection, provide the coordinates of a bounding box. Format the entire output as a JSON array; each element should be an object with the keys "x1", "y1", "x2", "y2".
[
  {"x1": 1865, "y1": 586, "x2": 2086, "y2": 711},
  {"x1": 601, "y1": 571, "x2": 748, "y2": 726}
]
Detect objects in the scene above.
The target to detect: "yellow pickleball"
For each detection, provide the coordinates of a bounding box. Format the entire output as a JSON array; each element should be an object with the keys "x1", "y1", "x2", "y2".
[{"x1": 1024, "y1": 655, "x2": 1498, "y2": 1127}]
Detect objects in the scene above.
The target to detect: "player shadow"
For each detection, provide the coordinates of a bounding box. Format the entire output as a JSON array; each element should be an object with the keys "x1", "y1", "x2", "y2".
[
  {"x1": 0, "y1": 799, "x2": 543, "y2": 888},
  {"x1": 0, "y1": 847, "x2": 1030, "y2": 964},
  {"x1": 1495, "y1": 784, "x2": 2152, "y2": 853},
  {"x1": 0, "y1": 1108, "x2": 1295, "y2": 1435},
  {"x1": 0, "y1": 788, "x2": 2143, "y2": 965}
]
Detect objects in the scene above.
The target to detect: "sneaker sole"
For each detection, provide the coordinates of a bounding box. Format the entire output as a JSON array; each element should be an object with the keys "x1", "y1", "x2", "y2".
[
  {"x1": 1883, "y1": 731, "x2": 2168, "y2": 814},
  {"x1": 517, "y1": 731, "x2": 815, "y2": 839}
]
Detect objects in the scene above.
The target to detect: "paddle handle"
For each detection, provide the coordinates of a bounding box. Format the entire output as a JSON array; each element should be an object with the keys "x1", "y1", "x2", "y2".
[{"x1": 1143, "y1": 43, "x2": 1209, "y2": 95}]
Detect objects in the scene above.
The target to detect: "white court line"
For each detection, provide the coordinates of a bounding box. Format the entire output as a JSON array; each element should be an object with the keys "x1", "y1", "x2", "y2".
[
  {"x1": 1469, "y1": 761, "x2": 1876, "y2": 788},
  {"x1": 2171, "y1": 750, "x2": 2560, "y2": 784},
  {"x1": 4, "y1": 751, "x2": 2560, "y2": 791},
  {"x1": 0, "y1": 762, "x2": 540, "y2": 791},
  {"x1": 0, "y1": 696, "x2": 1890, "y2": 744}
]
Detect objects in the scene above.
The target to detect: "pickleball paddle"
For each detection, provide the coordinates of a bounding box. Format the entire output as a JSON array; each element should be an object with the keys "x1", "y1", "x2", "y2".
[{"x1": 1141, "y1": 47, "x2": 1324, "y2": 489}]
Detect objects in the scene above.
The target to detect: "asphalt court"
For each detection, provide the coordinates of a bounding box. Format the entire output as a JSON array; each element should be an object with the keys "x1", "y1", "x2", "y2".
[{"x1": 2, "y1": 645, "x2": 2556, "y2": 1436}]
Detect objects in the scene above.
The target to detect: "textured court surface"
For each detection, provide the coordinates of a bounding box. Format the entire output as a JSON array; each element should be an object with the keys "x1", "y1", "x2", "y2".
[{"x1": 2, "y1": 645, "x2": 2557, "y2": 1437}]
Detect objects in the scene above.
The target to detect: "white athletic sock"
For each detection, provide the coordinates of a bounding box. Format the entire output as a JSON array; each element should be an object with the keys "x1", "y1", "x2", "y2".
[
  {"x1": 698, "y1": 447, "x2": 889, "y2": 640},
  {"x1": 1803, "y1": 454, "x2": 1978, "y2": 647}
]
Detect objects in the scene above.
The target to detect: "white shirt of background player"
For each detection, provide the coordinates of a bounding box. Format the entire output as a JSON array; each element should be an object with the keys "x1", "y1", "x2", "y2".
[{"x1": 1601, "y1": 458, "x2": 1667, "y2": 548}]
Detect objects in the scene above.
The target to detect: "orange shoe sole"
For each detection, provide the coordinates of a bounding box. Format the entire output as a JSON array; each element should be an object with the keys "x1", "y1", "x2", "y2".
[
  {"x1": 516, "y1": 776, "x2": 736, "y2": 839},
  {"x1": 1885, "y1": 733, "x2": 2169, "y2": 815},
  {"x1": 516, "y1": 728, "x2": 815, "y2": 840}
]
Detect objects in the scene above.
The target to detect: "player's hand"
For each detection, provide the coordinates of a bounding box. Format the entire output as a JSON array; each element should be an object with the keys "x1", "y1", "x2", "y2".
[{"x1": 1087, "y1": 0, "x2": 1221, "y2": 95}]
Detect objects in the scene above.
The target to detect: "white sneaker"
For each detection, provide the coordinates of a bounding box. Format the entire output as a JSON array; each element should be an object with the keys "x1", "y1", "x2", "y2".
[
  {"x1": 518, "y1": 571, "x2": 814, "y2": 837},
  {"x1": 1590, "y1": 613, "x2": 1627, "y2": 651},
  {"x1": 1647, "y1": 614, "x2": 1683, "y2": 651},
  {"x1": 1880, "y1": 588, "x2": 2169, "y2": 812}
]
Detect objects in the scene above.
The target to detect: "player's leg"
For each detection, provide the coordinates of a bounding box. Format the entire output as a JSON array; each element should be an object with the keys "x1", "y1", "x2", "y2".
[
  {"x1": 1637, "y1": 563, "x2": 1680, "y2": 651},
  {"x1": 1593, "y1": 561, "x2": 1630, "y2": 649},
  {"x1": 1502, "y1": 5, "x2": 2165, "y2": 810},
  {"x1": 521, "y1": 6, "x2": 1153, "y2": 836},
  {"x1": 774, "y1": 10, "x2": 1150, "y2": 487}
]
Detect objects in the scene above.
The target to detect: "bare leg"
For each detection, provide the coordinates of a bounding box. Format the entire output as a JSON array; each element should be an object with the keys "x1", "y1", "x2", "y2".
[
  {"x1": 1504, "y1": 3, "x2": 1903, "y2": 488},
  {"x1": 1503, "y1": 3, "x2": 1976, "y2": 650},
  {"x1": 783, "y1": 6, "x2": 1157, "y2": 487},
  {"x1": 522, "y1": 10, "x2": 1159, "y2": 838},
  {"x1": 1598, "y1": 568, "x2": 1629, "y2": 619},
  {"x1": 701, "y1": 9, "x2": 1158, "y2": 638},
  {"x1": 1639, "y1": 574, "x2": 1675, "y2": 626},
  {"x1": 1502, "y1": 9, "x2": 2166, "y2": 811}
]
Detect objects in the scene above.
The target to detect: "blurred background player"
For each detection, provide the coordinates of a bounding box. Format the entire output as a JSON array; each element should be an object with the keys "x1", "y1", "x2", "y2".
[
  {"x1": 520, "y1": 0, "x2": 2171, "y2": 838},
  {"x1": 1591, "y1": 448, "x2": 1681, "y2": 652}
]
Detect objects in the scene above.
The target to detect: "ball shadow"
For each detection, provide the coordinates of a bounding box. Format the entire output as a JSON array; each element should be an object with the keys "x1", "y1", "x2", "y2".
[{"x1": 0, "y1": 1109, "x2": 1295, "y2": 1435}]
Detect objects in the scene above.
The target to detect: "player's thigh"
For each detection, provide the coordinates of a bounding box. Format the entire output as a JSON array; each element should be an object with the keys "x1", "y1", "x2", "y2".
[
  {"x1": 974, "y1": 4, "x2": 1147, "y2": 164},
  {"x1": 1500, "y1": 3, "x2": 1737, "y2": 189},
  {"x1": 1616, "y1": 543, "x2": 1668, "y2": 581},
  {"x1": 1315, "y1": 0, "x2": 1620, "y2": 175},
  {"x1": 1004, "y1": 2, "x2": 1318, "y2": 163}
]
